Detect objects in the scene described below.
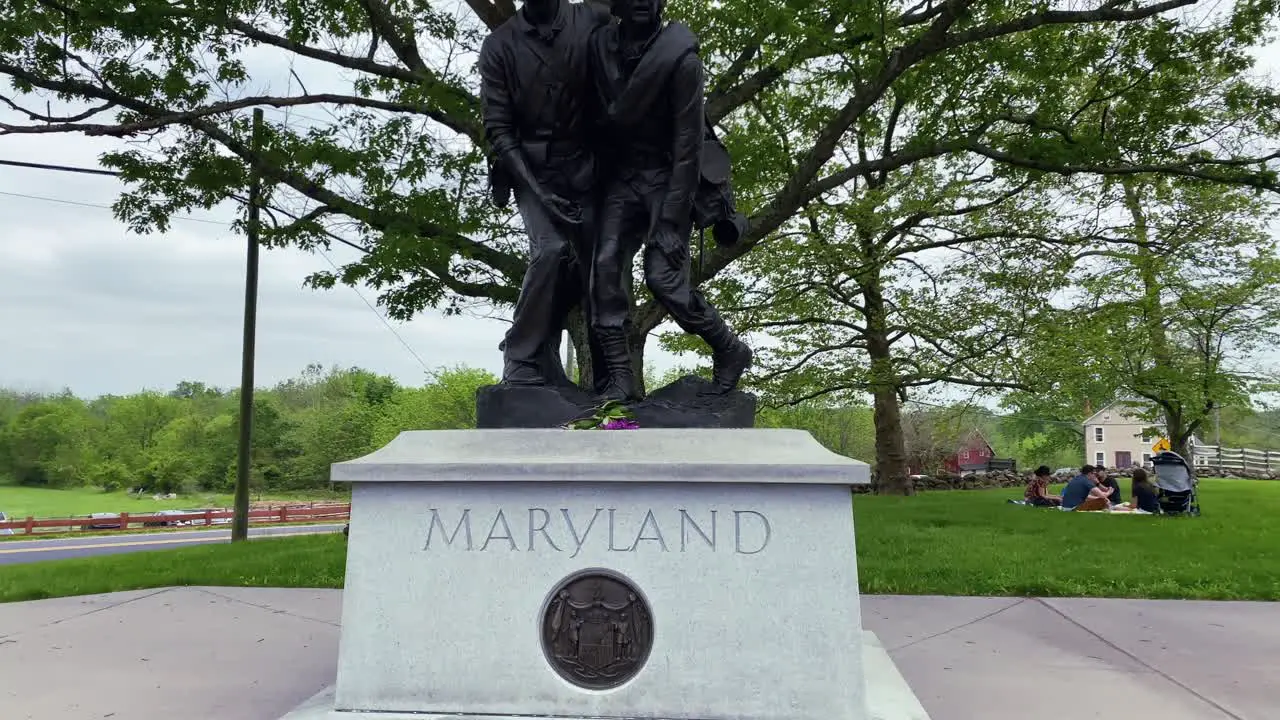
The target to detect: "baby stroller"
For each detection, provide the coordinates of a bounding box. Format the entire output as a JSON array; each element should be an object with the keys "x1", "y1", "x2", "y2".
[{"x1": 1151, "y1": 451, "x2": 1200, "y2": 516}]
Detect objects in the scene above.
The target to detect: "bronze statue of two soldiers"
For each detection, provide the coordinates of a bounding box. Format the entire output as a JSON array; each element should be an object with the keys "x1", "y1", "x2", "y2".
[{"x1": 479, "y1": 0, "x2": 752, "y2": 403}]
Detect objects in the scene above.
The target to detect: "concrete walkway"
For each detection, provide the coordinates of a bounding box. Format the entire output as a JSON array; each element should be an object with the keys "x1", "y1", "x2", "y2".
[{"x1": 0, "y1": 588, "x2": 1275, "y2": 720}]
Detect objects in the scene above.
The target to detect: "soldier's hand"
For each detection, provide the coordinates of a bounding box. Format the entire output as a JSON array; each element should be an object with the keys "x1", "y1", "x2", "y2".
[
  {"x1": 651, "y1": 221, "x2": 688, "y2": 263},
  {"x1": 542, "y1": 192, "x2": 583, "y2": 226},
  {"x1": 491, "y1": 183, "x2": 512, "y2": 209}
]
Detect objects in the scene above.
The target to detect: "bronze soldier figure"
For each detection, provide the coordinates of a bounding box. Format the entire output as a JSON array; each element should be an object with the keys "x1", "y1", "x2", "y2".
[
  {"x1": 478, "y1": 0, "x2": 611, "y2": 388},
  {"x1": 587, "y1": 0, "x2": 752, "y2": 402}
]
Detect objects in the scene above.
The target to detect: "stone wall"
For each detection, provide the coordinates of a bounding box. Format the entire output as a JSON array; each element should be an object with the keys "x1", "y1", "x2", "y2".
[
  {"x1": 854, "y1": 466, "x2": 1280, "y2": 494},
  {"x1": 1105, "y1": 465, "x2": 1280, "y2": 480},
  {"x1": 855, "y1": 470, "x2": 1034, "y2": 494},
  {"x1": 1144, "y1": 466, "x2": 1277, "y2": 480}
]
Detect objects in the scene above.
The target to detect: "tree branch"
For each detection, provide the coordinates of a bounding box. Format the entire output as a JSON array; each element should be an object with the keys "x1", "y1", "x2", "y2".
[
  {"x1": 356, "y1": 0, "x2": 428, "y2": 73},
  {"x1": 0, "y1": 90, "x2": 482, "y2": 143},
  {"x1": 967, "y1": 143, "x2": 1280, "y2": 192},
  {"x1": 0, "y1": 95, "x2": 115, "y2": 123},
  {"x1": 944, "y1": 0, "x2": 1199, "y2": 49},
  {"x1": 223, "y1": 18, "x2": 482, "y2": 140},
  {"x1": 0, "y1": 62, "x2": 523, "y2": 296},
  {"x1": 463, "y1": 0, "x2": 515, "y2": 30}
]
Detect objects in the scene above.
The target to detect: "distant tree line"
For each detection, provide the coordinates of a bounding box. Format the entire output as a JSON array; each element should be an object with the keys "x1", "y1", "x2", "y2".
[
  {"x1": 0, "y1": 364, "x2": 493, "y2": 494},
  {"x1": 5, "y1": 362, "x2": 1279, "y2": 494}
]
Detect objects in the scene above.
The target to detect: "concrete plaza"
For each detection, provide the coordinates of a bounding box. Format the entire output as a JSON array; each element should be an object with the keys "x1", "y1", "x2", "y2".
[{"x1": 0, "y1": 587, "x2": 1274, "y2": 719}]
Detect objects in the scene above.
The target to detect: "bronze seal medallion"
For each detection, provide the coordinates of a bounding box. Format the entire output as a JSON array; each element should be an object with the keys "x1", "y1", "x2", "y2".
[{"x1": 541, "y1": 571, "x2": 653, "y2": 689}]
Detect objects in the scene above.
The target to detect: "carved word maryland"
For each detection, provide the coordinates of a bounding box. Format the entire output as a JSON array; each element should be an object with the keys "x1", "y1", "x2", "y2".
[{"x1": 423, "y1": 508, "x2": 771, "y2": 556}]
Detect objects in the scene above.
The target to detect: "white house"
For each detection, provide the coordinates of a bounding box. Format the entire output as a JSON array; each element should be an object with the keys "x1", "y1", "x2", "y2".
[{"x1": 1082, "y1": 400, "x2": 1201, "y2": 469}]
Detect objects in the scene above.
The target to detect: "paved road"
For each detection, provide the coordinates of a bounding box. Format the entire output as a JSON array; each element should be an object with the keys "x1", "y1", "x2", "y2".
[{"x1": 0, "y1": 523, "x2": 346, "y2": 566}]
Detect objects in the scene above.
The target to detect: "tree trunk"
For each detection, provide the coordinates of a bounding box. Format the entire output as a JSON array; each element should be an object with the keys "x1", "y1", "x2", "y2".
[
  {"x1": 625, "y1": 255, "x2": 649, "y2": 397},
  {"x1": 629, "y1": 324, "x2": 650, "y2": 394},
  {"x1": 630, "y1": 336, "x2": 648, "y2": 397},
  {"x1": 1168, "y1": 409, "x2": 1192, "y2": 461},
  {"x1": 566, "y1": 308, "x2": 596, "y2": 392},
  {"x1": 861, "y1": 277, "x2": 913, "y2": 495},
  {"x1": 1123, "y1": 181, "x2": 1174, "y2": 369},
  {"x1": 871, "y1": 385, "x2": 911, "y2": 494},
  {"x1": 1123, "y1": 180, "x2": 1186, "y2": 460}
]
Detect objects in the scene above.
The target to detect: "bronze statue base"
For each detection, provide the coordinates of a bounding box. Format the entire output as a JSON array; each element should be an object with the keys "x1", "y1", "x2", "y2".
[{"x1": 475, "y1": 375, "x2": 756, "y2": 429}]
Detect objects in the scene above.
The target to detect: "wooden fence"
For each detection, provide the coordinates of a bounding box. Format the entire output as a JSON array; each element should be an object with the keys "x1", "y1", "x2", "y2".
[
  {"x1": 1191, "y1": 444, "x2": 1280, "y2": 476},
  {"x1": 958, "y1": 458, "x2": 1017, "y2": 473},
  {"x1": 0, "y1": 503, "x2": 351, "y2": 536}
]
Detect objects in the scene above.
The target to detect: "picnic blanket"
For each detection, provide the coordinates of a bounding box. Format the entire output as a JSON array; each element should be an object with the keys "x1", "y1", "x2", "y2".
[
  {"x1": 1007, "y1": 499, "x2": 1152, "y2": 514},
  {"x1": 1069, "y1": 506, "x2": 1153, "y2": 515}
]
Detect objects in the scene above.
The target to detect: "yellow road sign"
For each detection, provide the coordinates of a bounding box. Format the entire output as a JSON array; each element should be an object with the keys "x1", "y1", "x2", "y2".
[{"x1": 1151, "y1": 437, "x2": 1171, "y2": 453}]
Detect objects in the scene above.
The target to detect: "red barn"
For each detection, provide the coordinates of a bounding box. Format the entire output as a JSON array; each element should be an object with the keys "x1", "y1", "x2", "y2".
[{"x1": 943, "y1": 431, "x2": 996, "y2": 473}]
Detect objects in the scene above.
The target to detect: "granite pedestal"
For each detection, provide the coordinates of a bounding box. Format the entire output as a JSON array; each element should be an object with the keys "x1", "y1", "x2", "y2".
[
  {"x1": 475, "y1": 376, "x2": 757, "y2": 429},
  {"x1": 280, "y1": 428, "x2": 930, "y2": 720}
]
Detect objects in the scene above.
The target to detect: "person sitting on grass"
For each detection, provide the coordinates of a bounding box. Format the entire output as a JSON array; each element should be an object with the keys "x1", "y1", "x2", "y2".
[
  {"x1": 1024, "y1": 465, "x2": 1062, "y2": 507},
  {"x1": 1062, "y1": 464, "x2": 1114, "y2": 511},
  {"x1": 1095, "y1": 466, "x2": 1124, "y2": 506},
  {"x1": 1115, "y1": 468, "x2": 1160, "y2": 513}
]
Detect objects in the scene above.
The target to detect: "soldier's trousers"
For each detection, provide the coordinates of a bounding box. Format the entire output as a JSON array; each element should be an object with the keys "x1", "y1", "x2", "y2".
[
  {"x1": 502, "y1": 188, "x2": 595, "y2": 384},
  {"x1": 590, "y1": 176, "x2": 731, "y2": 346}
]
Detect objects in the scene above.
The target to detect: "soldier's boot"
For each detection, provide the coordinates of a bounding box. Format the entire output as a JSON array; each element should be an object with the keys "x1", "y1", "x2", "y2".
[
  {"x1": 701, "y1": 319, "x2": 753, "y2": 395},
  {"x1": 502, "y1": 360, "x2": 546, "y2": 386},
  {"x1": 499, "y1": 339, "x2": 546, "y2": 386},
  {"x1": 595, "y1": 330, "x2": 639, "y2": 403}
]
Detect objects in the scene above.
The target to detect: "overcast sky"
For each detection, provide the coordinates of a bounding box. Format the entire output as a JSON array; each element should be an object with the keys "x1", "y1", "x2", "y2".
[
  {"x1": 0, "y1": 133, "x2": 546, "y2": 398},
  {"x1": 0, "y1": 36, "x2": 693, "y2": 399},
  {"x1": 1, "y1": 16, "x2": 1277, "y2": 400}
]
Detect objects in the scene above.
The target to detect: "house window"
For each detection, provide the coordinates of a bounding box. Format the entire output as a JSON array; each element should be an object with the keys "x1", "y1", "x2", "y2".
[
  {"x1": 1095, "y1": 452, "x2": 1104, "y2": 466},
  {"x1": 1141, "y1": 430, "x2": 1152, "y2": 443},
  {"x1": 1142, "y1": 453, "x2": 1152, "y2": 465},
  {"x1": 1094, "y1": 427, "x2": 1104, "y2": 442}
]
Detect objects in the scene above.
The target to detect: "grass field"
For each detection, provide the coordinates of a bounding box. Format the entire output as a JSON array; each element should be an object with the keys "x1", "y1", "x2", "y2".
[
  {"x1": 0, "y1": 533, "x2": 350, "y2": 602},
  {"x1": 1, "y1": 479, "x2": 1277, "y2": 603},
  {"x1": 0, "y1": 483, "x2": 347, "y2": 520},
  {"x1": 855, "y1": 479, "x2": 1280, "y2": 599}
]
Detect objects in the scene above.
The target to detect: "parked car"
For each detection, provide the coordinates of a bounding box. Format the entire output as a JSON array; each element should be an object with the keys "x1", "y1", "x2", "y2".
[
  {"x1": 143, "y1": 510, "x2": 197, "y2": 528},
  {"x1": 87, "y1": 512, "x2": 122, "y2": 530},
  {"x1": 0, "y1": 511, "x2": 12, "y2": 536}
]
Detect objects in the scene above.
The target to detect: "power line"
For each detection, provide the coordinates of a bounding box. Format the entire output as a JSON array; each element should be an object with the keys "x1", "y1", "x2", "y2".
[
  {"x1": 315, "y1": 249, "x2": 432, "y2": 375},
  {"x1": 0, "y1": 157, "x2": 373, "y2": 255},
  {"x1": 0, "y1": 179, "x2": 430, "y2": 374},
  {"x1": 0, "y1": 158, "x2": 121, "y2": 176},
  {"x1": 0, "y1": 189, "x2": 228, "y2": 225},
  {"x1": 0, "y1": 189, "x2": 370, "y2": 255}
]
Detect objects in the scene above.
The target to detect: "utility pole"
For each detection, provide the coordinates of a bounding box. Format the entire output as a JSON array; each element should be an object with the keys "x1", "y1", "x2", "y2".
[
  {"x1": 1215, "y1": 405, "x2": 1222, "y2": 447},
  {"x1": 232, "y1": 109, "x2": 265, "y2": 543}
]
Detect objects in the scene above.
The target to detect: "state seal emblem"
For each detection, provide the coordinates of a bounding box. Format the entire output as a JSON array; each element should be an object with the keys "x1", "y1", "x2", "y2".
[{"x1": 541, "y1": 571, "x2": 653, "y2": 689}]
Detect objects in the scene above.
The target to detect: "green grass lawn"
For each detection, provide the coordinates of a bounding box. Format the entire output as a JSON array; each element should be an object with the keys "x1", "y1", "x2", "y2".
[
  {"x1": 0, "y1": 484, "x2": 347, "y2": 519},
  {"x1": 0, "y1": 534, "x2": 350, "y2": 602},
  {"x1": 855, "y1": 479, "x2": 1280, "y2": 600},
  {"x1": 1, "y1": 479, "x2": 1277, "y2": 604}
]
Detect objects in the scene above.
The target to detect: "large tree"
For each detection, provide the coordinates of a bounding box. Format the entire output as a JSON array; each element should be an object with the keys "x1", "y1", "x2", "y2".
[
  {"x1": 669, "y1": 0, "x2": 1280, "y2": 491},
  {"x1": 720, "y1": 150, "x2": 1053, "y2": 492},
  {"x1": 2, "y1": 0, "x2": 1278, "y2": 400},
  {"x1": 1007, "y1": 176, "x2": 1280, "y2": 460}
]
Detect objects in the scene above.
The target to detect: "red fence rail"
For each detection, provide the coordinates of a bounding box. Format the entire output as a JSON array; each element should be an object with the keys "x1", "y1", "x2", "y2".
[{"x1": 0, "y1": 503, "x2": 351, "y2": 535}]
